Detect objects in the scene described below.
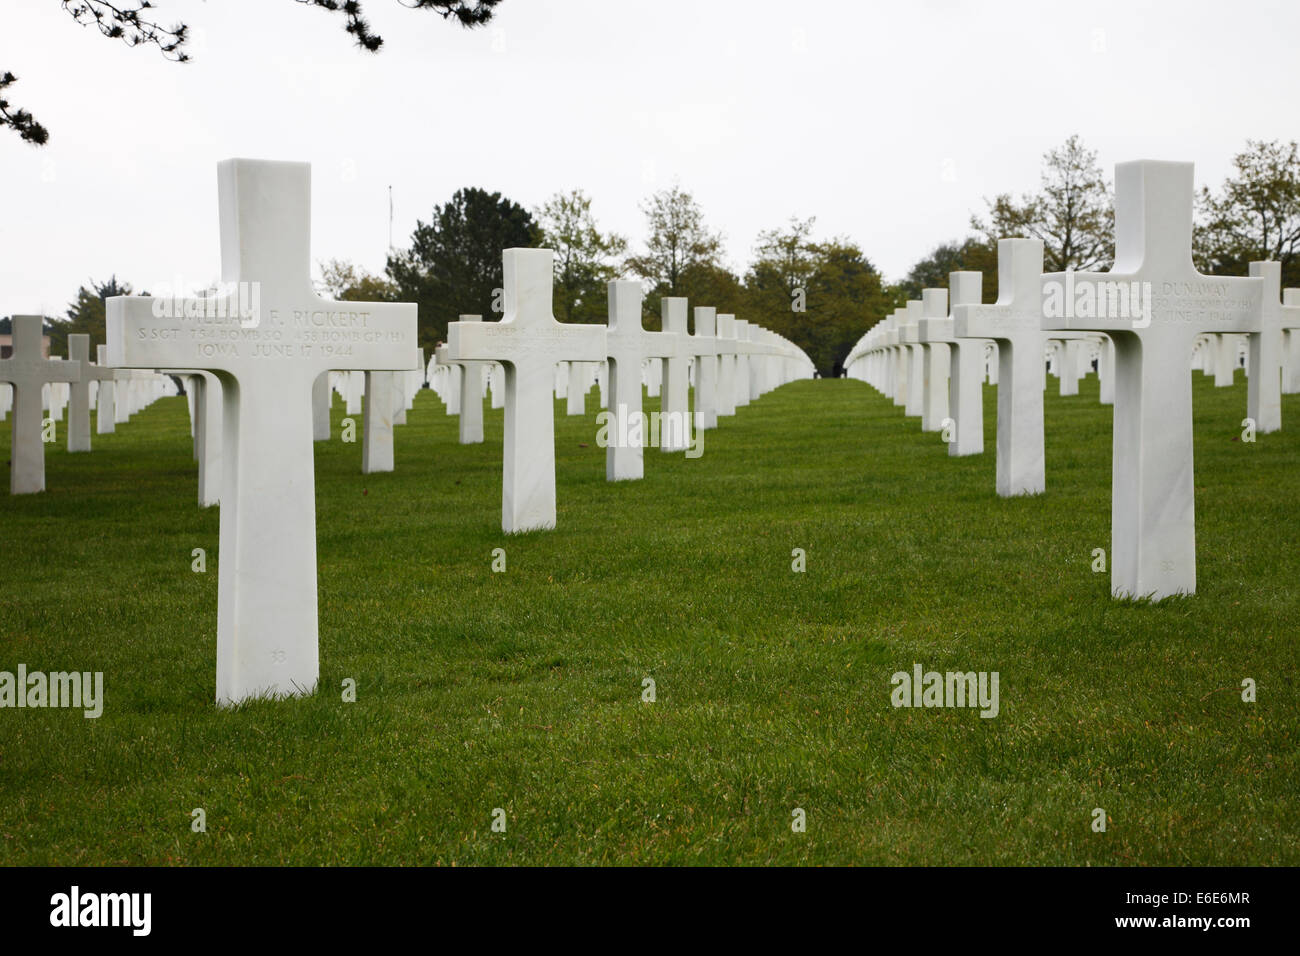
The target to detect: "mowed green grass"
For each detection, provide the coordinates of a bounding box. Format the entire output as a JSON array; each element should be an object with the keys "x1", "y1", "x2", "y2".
[{"x1": 0, "y1": 369, "x2": 1296, "y2": 866}]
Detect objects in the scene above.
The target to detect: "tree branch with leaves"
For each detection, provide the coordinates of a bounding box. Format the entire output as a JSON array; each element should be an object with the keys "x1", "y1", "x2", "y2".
[{"x1": 3, "y1": 0, "x2": 501, "y2": 144}]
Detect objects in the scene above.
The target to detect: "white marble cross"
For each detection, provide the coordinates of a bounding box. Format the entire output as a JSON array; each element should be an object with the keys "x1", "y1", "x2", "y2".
[
  {"x1": 901, "y1": 300, "x2": 925, "y2": 418},
  {"x1": 362, "y1": 370, "x2": 396, "y2": 473},
  {"x1": 106, "y1": 158, "x2": 418, "y2": 703},
  {"x1": 344, "y1": 370, "x2": 363, "y2": 415},
  {"x1": 691, "y1": 307, "x2": 720, "y2": 430},
  {"x1": 715, "y1": 313, "x2": 738, "y2": 419},
  {"x1": 604, "y1": 280, "x2": 678, "y2": 480},
  {"x1": 114, "y1": 370, "x2": 137, "y2": 424},
  {"x1": 1284, "y1": 290, "x2": 1300, "y2": 396},
  {"x1": 918, "y1": 272, "x2": 986, "y2": 455},
  {"x1": 953, "y1": 239, "x2": 1050, "y2": 497},
  {"x1": 312, "y1": 371, "x2": 332, "y2": 440},
  {"x1": 65, "y1": 334, "x2": 94, "y2": 452},
  {"x1": 1041, "y1": 160, "x2": 1262, "y2": 600},
  {"x1": 163, "y1": 369, "x2": 222, "y2": 506},
  {"x1": 444, "y1": 363, "x2": 463, "y2": 415},
  {"x1": 889, "y1": 310, "x2": 908, "y2": 408},
  {"x1": 1246, "y1": 261, "x2": 1298, "y2": 435},
  {"x1": 658, "y1": 297, "x2": 694, "y2": 452},
  {"x1": 90, "y1": 345, "x2": 126, "y2": 434},
  {"x1": 1211, "y1": 334, "x2": 1236, "y2": 387},
  {"x1": 444, "y1": 247, "x2": 606, "y2": 533},
  {"x1": 918, "y1": 290, "x2": 951, "y2": 432},
  {"x1": 489, "y1": 362, "x2": 505, "y2": 409},
  {"x1": 566, "y1": 361, "x2": 590, "y2": 416},
  {"x1": 733, "y1": 318, "x2": 753, "y2": 408},
  {"x1": 451, "y1": 319, "x2": 485, "y2": 444},
  {"x1": 1052, "y1": 339, "x2": 1083, "y2": 396},
  {"x1": 0, "y1": 316, "x2": 81, "y2": 494},
  {"x1": 1097, "y1": 335, "x2": 1116, "y2": 404}
]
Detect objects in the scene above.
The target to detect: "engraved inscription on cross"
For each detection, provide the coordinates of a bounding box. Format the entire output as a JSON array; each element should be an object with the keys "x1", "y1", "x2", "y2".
[
  {"x1": 444, "y1": 247, "x2": 606, "y2": 533},
  {"x1": 0, "y1": 315, "x2": 81, "y2": 494},
  {"x1": 1041, "y1": 160, "x2": 1263, "y2": 600},
  {"x1": 106, "y1": 158, "x2": 417, "y2": 704}
]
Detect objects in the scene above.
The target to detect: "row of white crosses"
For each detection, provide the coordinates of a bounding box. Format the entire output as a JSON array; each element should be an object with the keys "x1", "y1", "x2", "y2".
[
  {"x1": 428, "y1": 300, "x2": 806, "y2": 471},
  {"x1": 846, "y1": 160, "x2": 1300, "y2": 602},
  {"x1": 0, "y1": 318, "x2": 174, "y2": 493},
  {"x1": 443, "y1": 249, "x2": 814, "y2": 533},
  {"x1": 88, "y1": 157, "x2": 811, "y2": 705}
]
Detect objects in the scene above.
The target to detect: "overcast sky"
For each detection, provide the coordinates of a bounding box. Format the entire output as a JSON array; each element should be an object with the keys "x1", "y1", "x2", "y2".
[{"x1": 2, "y1": 0, "x2": 1298, "y2": 318}]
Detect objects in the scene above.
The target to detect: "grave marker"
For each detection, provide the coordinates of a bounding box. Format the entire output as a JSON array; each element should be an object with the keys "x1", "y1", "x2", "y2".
[
  {"x1": 444, "y1": 248, "x2": 606, "y2": 532},
  {"x1": 659, "y1": 297, "x2": 694, "y2": 452},
  {"x1": 0, "y1": 315, "x2": 81, "y2": 493},
  {"x1": 106, "y1": 158, "x2": 417, "y2": 702},
  {"x1": 604, "y1": 279, "x2": 678, "y2": 480},
  {"x1": 1246, "y1": 261, "x2": 1298, "y2": 435},
  {"x1": 952, "y1": 239, "x2": 1050, "y2": 497},
  {"x1": 1040, "y1": 160, "x2": 1262, "y2": 599},
  {"x1": 65, "y1": 335, "x2": 94, "y2": 452},
  {"x1": 691, "y1": 307, "x2": 720, "y2": 430}
]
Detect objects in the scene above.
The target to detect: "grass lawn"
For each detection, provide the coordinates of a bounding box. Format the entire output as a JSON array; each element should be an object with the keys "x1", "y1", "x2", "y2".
[{"x1": 0, "y1": 370, "x2": 1295, "y2": 865}]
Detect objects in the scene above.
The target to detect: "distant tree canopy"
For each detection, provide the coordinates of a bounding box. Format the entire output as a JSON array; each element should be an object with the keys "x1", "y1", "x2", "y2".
[
  {"x1": 898, "y1": 238, "x2": 999, "y2": 303},
  {"x1": 742, "y1": 220, "x2": 896, "y2": 376},
  {"x1": 385, "y1": 187, "x2": 540, "y2": 351},
  {"x1": 971, "y1": 134, "x2": 1114, "y2": 273},
  {"x1": 535, "y1": 189, "x2": 626, "y2": 325},
  {"x1": 625, "y1": 185, "x2": 725, "y2": 299},
  {"x1": 318, "y1": 260, "x2": 397, "y2": 303},
  {"x1": 39, "y1": 276, "x2": 133, "y2": 357},
  {"x1": 3, "y1": 0, "x2": 501, "y2": 145},
  {"x1": 1195, "y1": 139, "x2": 1300, "y2": 289},
  {"x1": 25, "y1": 134, "x2": 1300, "y2": 379}
]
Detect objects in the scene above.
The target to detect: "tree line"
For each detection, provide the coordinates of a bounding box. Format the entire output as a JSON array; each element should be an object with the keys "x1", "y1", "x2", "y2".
[{"x1": 15, "y1": 136, "x2": 1300, "y2": 377}]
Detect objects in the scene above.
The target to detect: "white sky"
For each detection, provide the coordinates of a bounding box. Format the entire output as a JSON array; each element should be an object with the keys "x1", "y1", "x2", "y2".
[{"x1": 2, "y1": 0, "x2": 1298, "y2": 318}]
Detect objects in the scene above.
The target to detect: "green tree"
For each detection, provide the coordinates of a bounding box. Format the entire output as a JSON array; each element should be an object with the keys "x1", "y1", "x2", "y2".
[
  {"x1": 386, "y1": 187, "x2": 540, "y2": 350},
  {"x1": 972, "y1": 134, "x2": 1113, "y2": 272},
  {"x1": 675, "y1": 262, "x2": 747, "y2": 327},
  {"x1": 743, "y1": 218, "x2": 893, "y2": 376},
  {"x1": 899, "y1": 237, "x2": 999, "y2": 302},
  {"x1": 743, "y1": 217, "x2": 818, "y2": 341},
  {"x1": 535, "y1": 189, "x2": 626, "y2": 323},
  {"x1": 800, "y1": 240, "x2": 894, "y2": 376},
  {"x1": 1195, "y1": 139, "x2": 1300, "y2": 288},
  {"x1": 318, "y1": 259, "x2": 398, "y2": 302},
  {"x1": 626, "y1": 185, "x2": 724, "y2": 296},
  {"x1": 43, "y1": 275, "x2": 133, "y2": 356}
]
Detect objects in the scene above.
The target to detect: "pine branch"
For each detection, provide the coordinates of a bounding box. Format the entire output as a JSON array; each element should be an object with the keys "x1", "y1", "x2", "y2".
[
  {"x1": 61, "y1": 1, "x2": 190, "y2": 61},
  {"x1": 0, "y1": 72, "x2": 49, "y2": 145}
]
